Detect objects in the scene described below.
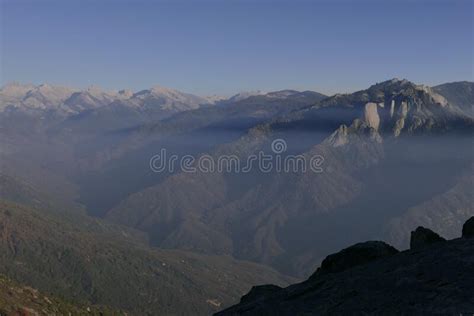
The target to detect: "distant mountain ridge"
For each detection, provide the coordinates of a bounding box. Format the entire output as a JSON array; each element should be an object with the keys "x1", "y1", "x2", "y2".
[
  {"x1": 433, "y1": 81, "x2": 474, "y2": 117},
  {"x1": 0, "y1": 82, "x2": 328, "y2": 116},
  {"x1": 0, "y1": 82, "x2": 218, "y2": 116}
]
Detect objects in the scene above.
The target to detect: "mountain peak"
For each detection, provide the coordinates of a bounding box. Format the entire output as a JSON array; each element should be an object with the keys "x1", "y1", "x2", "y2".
[
  {"x1": 367, "y1": 79, "x2": 448, "y2": 106},
  {"x1": 133, "y1": 85, "x2": 188, "y2": 99},
  {"x1": 149, "y1": 85, "x2": 179, "y2": 94},
  {"x1": 1, "y1": 82, "x2": 35, "y2": 97},
  {"x1": 367, "y1": 78, "x2": 414, "y2": 92},
  {"x1": 265, "y1": 90, "x2": 300, "y2": 99},
  {"x1": 130, "y1": 85, "x2": 211, "y2": 111},
  {"x1": 227, "y1": 90, "x2": 266, "y2": 103}
]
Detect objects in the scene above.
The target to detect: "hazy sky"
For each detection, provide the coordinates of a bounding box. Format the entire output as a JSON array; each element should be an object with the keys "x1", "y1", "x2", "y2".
[{"x1": 1, "y1": 0, "x2": 472, "y2": 96}]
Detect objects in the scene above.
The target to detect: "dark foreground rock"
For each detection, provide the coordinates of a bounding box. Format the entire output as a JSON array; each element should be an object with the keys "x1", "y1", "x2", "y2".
[
  {"x1": 410, "y1": 226, "x2": 446, "y2": 250},
  {"x1": 216, "y1": 221, "x2": 474, "y2": 315},
  {"x1": 314, "y1": 241, "x2": 398, "y2": 276},
  {"x1": 463, "y1": 216, "x2": 474, "y2": 238},
  {"x1": 239, "y1": 285, "x2": 282, "y2": 304}
]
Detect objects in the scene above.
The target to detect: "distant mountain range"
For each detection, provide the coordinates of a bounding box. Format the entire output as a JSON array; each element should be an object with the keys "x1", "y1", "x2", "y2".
[
  {"x1": 0, "y1": 78, "x2": 472, "y2": 313},
  {"x1": 0, "y1": 82, "x2": 326, "y2": 117},
  {"x1": 0, "y1": 82, "x2": 216, "y2": 113}
]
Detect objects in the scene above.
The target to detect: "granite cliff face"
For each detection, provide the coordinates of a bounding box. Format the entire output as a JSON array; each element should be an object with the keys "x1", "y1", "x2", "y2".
[
  {"x1": 217, "y1": 217, "x2": 474, "y2": 315},
  {"x1": 323, "y1": 78, "x2": 468, "y2": 141}
]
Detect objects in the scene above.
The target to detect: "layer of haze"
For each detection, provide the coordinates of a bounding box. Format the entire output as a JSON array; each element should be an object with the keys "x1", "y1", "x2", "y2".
[{"x1": 1, "y1": 0, "x2": 473, "y2": 95}]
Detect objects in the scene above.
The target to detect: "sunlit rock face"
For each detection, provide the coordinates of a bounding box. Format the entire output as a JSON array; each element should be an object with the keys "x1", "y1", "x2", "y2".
[
  {"x1": 389, "y1": 99, "x2": 396, "y2": 118},
  {"x1": 393, "y1": 100, "x2": 408, "y2": 137},
  {"x1": 327, "y1": 124, "x2": 349, "y2": 147},
  {"x1": 363, "y1": 102, "x2": 380, "y2": 130}
]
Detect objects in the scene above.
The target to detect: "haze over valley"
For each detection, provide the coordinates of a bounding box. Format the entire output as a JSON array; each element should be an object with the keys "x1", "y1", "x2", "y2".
[
  {"x1": 1, "y1": 0, "x2": 473, "y2": 314},
  {"x1": 0, "y1": 77, "x2": 473, "y2": 314}
]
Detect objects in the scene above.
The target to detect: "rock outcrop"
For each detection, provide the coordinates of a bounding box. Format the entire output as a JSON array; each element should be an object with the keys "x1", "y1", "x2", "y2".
[
  {"x1": 363, "y1": 102, "x2": 380, "y2": 130},
  {"x1": 462, "y1": 216, "x2": 474, "y2": 238},
  {"x1": 410, "y1": 226, "x2": 446, "y2": 250},
  {"x1": 313, "y1": 241, "x2": 398, "y2": 275},
  {"x1": 216, "y1": 218, "x2": 474, "y2": 315},
  {"x1": 239, "y1": 285, "x2": 282, "y2": 304}
]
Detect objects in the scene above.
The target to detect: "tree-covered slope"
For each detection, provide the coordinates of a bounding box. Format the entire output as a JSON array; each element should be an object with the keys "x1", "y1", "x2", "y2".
[
  {"x1": 0, "y1": 274, "x2": 121, "y2": 315},
  {"x1": 0, "y1": 200, "x2": 293, "y2": 315}
]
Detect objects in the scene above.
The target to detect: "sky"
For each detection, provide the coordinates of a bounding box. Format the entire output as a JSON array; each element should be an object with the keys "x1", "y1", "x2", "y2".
[{"x1": 1, "y1": 0, "x2": 473, "y2": 96}]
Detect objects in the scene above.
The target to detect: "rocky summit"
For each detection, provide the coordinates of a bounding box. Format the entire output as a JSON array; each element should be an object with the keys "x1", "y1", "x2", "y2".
[
  {"x1": 410, "y1": 226, "x2": 446, "y2": 250},
  {"x1": 216, "y1": 217, "x2": 474, "y2": 315}
]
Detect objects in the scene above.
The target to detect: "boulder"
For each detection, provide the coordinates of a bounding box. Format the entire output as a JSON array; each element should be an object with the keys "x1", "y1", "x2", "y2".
[
  {"x1": 315, "y1": 241, "x2": 399, "y2": 275},
  {"x1": 462, "y1": 216, "x2": 474, "y2": 238},
  {"x1": 410, "y1": 227, "x2": 446, "y2": 250}
]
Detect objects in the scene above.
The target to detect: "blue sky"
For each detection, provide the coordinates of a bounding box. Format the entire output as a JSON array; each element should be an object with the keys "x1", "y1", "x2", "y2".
[{"x1": 1, "y1": 0, "x2": 472, "y2": 96}]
